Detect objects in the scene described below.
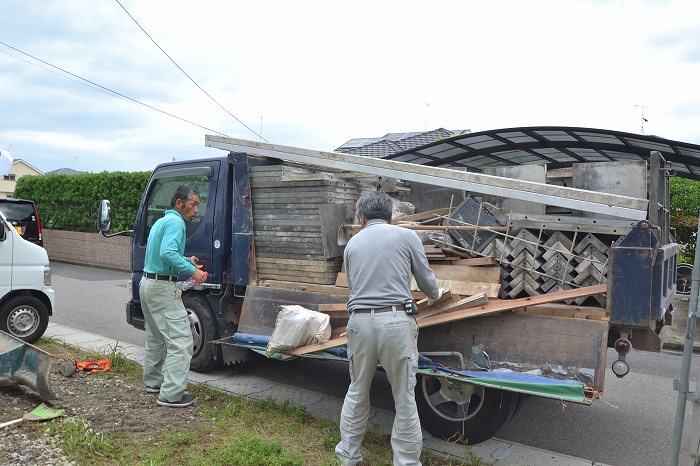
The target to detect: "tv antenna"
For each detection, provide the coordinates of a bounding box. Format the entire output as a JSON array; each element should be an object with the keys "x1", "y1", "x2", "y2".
[{"x1": 635, "y1": 104, "x2": 651, "y2": 134}]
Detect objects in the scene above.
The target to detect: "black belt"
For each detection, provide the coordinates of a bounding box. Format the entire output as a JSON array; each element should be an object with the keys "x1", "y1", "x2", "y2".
[
  {"x1": 144, "y1": 272, "x2": 178, "y2": 282},
  {"x1": 352, "y1": 305, "x2": 400, "y2": 314}
]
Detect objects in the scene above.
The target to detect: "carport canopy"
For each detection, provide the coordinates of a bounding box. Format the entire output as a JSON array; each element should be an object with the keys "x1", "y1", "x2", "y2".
[{"x1": 382, "y1": 126, "x2": 700, "y2": 181}]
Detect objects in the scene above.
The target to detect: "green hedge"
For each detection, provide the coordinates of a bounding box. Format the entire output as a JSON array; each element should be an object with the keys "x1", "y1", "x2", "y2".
[{"x1": 13, "y1": 171, "x2": 151, "y2": 233}]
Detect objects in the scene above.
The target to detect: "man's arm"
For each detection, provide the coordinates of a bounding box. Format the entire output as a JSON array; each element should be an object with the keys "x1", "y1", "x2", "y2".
[
  {"x1": 159, "y1": 219, "x2": 196, "y2": 276},
  {"x1": 408, "y1": 232, "x2": 440, "y2": 299}
]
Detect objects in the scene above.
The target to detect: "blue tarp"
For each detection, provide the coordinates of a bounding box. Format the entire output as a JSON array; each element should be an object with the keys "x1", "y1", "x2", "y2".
[{"x1": 230, "y1": 332, "x2": 587, "y2": 402}]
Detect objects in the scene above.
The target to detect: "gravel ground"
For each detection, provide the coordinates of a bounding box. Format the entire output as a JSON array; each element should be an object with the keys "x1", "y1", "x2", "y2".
[{"x1": 1, "y1": 354, "x2": 204, "y2": 466}]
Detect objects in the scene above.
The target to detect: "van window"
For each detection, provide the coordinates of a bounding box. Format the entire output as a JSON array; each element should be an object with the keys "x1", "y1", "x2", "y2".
[
  {"x1": 0, "y1": 199, "x2": 42, "y2": 246},
  {"x1": 140, "y1": 175, "x2": 211, "y2": 244},
  {"x1": 0, "y1": 202, "x2": 35, "y2": 222}
]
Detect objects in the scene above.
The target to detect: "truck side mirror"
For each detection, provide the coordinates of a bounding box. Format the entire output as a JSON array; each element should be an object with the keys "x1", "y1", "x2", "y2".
[{"x1": 97, "y1": 200, "x2": 112, "y2": 233}]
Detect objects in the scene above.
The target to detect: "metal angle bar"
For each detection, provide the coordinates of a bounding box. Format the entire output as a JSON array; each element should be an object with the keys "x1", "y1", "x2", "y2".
[
  {"x1": 205, "y1": 136, "x2": 648, "y2": 220},
  {"x1": 509, "y1": 214, "x2": 637, "y2": 235}
]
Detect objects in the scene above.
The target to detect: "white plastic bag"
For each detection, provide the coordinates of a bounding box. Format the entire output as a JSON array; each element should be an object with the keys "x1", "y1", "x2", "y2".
[{"x1": 265, "y1": 305, "x2": 331, "y2": 357}]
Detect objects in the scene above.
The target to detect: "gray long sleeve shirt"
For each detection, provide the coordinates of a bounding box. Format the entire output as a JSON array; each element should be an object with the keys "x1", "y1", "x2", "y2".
[{"x1": 344, "y1": 219, "x2": 440, "y2": 311}]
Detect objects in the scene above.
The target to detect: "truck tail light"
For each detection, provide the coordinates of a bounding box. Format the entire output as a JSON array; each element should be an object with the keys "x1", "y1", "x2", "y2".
[
  {"x1": 612, "y1": 338, "x2": 632, "y2": 378},
  {"x1": 614, "y1": 338, "x2": 631, "y2": 354}
]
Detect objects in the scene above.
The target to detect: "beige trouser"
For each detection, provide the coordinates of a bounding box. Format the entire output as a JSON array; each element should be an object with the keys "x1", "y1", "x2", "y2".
[
  {"x1": 139, "y1": 277, "x2": 193, "y2": 402},
  {"x1": 335, "y1": 309, "x2": 422, "y2": 466}
]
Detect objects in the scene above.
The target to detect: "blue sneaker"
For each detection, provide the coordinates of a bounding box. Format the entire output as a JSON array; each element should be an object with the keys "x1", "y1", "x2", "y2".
[{"x1": 156, "y1": 394, "x2": 195, "y2": 408}]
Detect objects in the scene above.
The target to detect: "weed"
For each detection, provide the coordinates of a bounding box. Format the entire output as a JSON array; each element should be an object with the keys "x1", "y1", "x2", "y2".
[
  {"x1": 105, "y1": 342, "x2": 139, "y2": 373},
  {"x1": 48, "y1": 417, "x2": 116, "y2": 459}
]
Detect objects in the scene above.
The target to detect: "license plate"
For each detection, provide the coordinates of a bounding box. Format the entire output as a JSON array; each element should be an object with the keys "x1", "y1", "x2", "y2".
[{"x1": 14, "y1": 226, "x2": 22, "y2": 235}]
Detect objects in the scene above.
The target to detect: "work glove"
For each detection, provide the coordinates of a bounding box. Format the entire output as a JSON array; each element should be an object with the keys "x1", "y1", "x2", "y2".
[{"x1": 426, "y1": 288, "x2": 445, "y2": 306}]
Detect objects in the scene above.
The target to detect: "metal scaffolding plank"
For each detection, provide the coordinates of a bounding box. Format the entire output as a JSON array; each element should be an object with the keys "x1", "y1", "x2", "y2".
[{"x1": 205, "y1": 136, "x2": 648, "y2": 220}]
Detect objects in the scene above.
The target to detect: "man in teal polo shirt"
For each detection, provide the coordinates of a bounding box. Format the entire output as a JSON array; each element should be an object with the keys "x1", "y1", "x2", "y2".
[{"x1": 140, "y1": 184, "x2": 207, "y2": 408}]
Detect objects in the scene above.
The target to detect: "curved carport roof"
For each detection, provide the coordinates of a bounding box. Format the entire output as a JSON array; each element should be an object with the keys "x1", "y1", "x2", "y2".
[{"x1": 382, "y1": 126, "x2": 700, "y2": 181}]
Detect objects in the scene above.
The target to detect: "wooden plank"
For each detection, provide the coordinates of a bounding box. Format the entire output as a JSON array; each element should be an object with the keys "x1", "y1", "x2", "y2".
[
  {"x1": 342, "y1": 224, "x2": 509, "y2": 235},
  {"x1": 397, "y1": 207, "x2": 453, "y2": 222},
  {"x1": 418, "y1": 284, "x2": 607, "y2": 329},
  {"x1": 257, "y1": 280, "x2": 350, "y2": 295},
  {"x1": 413, "y1": 278, "x2": 501, "y2": 298},
  {"x1": 256, "y1": 257, "x2": 341, "y2": 267},
  {"x1": 442, "y1": 257, "x2": 497, "y2": 266},
  {"x1": 416, "y1": 293, "x2": 487, "y2": 320},
  {"x1": 428, "y1": 264, "x2": 501, "y2": 283},
  {"x1": 206, "y1": 136, "x2": 648, "y2": 219},
  {"x1": 513, "y1": 303, "x2": 609, "y2": 321},
  {"x1": 335, "y1": 273, "x2": 348, "y2": 288},
  {"x1": 318, "y1": 303, "x2": 348, "y2": 314},
  {"x1": 337, "y1": 271, "x2": 501, "y2": 297},
  {"x1": 288, "y1": 284, "x2": 607, "y2": 355},
  {"x1": 256, "y1": 273, "x2": 339, "y2": 284}
]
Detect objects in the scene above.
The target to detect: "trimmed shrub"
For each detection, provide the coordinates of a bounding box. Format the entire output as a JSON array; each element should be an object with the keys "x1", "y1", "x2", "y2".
[{"x1": 13, "y1": 171, "x2": 151, "y2": 233}]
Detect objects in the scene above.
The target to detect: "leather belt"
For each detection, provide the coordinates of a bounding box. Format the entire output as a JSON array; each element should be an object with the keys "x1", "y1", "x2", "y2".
[
  {"x1": 144, "y1": 272, "x2": 178, "y2": 282},
  {"x1": 352, "y1": 305, "x2": 400, "y2": 314}
]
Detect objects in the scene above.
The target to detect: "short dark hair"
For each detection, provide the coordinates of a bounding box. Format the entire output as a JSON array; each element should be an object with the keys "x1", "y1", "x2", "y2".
[
  {"x1": 171, "y1": 185, "x2": 199, "y2": 207},
  {"x1": 356, "y1": 191, "x2": 392, "y2": 221}
]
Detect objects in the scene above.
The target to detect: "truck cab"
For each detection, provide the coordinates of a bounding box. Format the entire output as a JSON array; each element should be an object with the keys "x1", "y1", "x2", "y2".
[{"x1": 0, "y1": 208, "x2": 54, "y2": 342}]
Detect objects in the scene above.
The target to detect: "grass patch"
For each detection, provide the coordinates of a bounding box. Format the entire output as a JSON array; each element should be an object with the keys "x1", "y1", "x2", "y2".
[
  {"x1": 34, "y1": 339, "x2": 481, "y2": 465},
  {"x1": 47, "y1": 417, "x2": 116, "y2": 459}
]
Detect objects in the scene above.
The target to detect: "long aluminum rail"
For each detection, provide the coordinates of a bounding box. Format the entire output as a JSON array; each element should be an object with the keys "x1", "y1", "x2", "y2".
[{"x1": 205, "y1": 135, "x2": 648, "y2": 220}]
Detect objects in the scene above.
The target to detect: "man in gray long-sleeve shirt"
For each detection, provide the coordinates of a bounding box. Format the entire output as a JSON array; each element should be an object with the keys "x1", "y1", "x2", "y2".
[{"x1": 335, "y1": 191, "x2": 441, "y2": 466}]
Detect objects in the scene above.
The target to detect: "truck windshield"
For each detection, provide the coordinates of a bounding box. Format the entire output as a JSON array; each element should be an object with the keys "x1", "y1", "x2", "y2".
[{"x1": 141, "y1": 174, "x2": 211, "y2": 243}]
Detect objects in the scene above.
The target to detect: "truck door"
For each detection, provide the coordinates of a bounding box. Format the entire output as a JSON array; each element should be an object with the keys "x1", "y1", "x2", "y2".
[{"x1": 132, "y1": 163, "x2": 220, "y2": 297}]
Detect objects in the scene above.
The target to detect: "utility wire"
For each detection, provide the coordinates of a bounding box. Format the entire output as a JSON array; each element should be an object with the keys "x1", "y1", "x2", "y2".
[
  {"x1": 0, "y1": 40, "x2": 229, "y2": 137},
  {"x1": 114, "y1": 0, "x2": 268, "y2": 142}
]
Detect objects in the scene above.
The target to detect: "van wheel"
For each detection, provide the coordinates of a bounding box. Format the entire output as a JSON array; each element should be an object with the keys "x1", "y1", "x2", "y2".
[
  {"x1": 0, "y1": 296, "x2": 49, "y2": 343},
  {"x1": 416, "y1": 375, "x2": 519, "y2": 444},
  {"x1": 183, "y1": 294, "x2": 221, "y2": 372}
]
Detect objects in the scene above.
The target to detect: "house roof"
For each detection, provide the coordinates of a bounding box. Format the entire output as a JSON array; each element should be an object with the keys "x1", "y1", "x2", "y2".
[
  {"x1": 12, "y1": 159, "x2": 43, "y2": 175},
  {"x1": 46, "y1": 168, "x2": 87, "y2": 175},
  {"x1": 335, "y1": 128, "x2": 470, "y2": 158},
  {"x1": 382, "y1": 126, "x2": 700, "y2": 181}
]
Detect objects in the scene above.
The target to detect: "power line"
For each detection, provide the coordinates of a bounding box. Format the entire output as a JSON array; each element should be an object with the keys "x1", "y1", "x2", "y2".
[
  {"x1": 114, "y1": 0, "x2": 268, "y2": 143},
  {"x1": 0, "y1": 40, "x2": 229, "y2": 137}
]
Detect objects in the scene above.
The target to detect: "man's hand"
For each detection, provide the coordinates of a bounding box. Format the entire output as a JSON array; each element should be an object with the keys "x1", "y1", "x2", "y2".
[
  {"x1": 189, "y1": 256, "x2": 203, "y2": 269},
  {"x1": 426, "y1": 288, "x2": 445, "y2": 306},
  {"x1": 192, "y1": 269, "x2": 208, "y2": 285}
]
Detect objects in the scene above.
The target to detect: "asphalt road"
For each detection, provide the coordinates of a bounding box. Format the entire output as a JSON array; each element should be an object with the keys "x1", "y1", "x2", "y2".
[{"x1": 50, "y1": 261, "x2": 700, "y2": 466}]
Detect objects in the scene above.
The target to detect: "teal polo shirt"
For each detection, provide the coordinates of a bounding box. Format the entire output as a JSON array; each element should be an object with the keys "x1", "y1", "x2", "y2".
[{"x1": 143, "y1": 210, "x2": 196, "y2": 276}]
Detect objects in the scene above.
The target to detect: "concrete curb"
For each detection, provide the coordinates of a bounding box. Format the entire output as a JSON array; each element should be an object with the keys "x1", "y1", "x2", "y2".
[{"x1": 44, "y1": 322, "x2": 608, "y2": 465}]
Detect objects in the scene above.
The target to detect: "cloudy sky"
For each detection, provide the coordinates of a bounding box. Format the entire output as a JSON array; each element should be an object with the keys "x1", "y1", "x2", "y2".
[{"x1": 1, "y1": 0, "x2": 699, "y2": 173}]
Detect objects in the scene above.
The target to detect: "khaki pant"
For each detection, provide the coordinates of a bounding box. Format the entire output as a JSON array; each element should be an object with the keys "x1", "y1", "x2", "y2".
[
  {"x1": 335, "y1": 309, "x2": 422, "y2": 466},
  {"x1": 139, "y1": 277, "x2": 193, "y2": 402}
]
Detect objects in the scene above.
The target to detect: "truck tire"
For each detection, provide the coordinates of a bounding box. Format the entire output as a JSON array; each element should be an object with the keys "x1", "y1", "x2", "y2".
[
  {"x1": 415, "y1": 375, "x2": 519, "y2": 444},
  {"x1": 183, "y1": 293, "x2": 222, "y2": 373},
  {"x1": 0, "y1": 295, "x2": 49, "y2": 343}
]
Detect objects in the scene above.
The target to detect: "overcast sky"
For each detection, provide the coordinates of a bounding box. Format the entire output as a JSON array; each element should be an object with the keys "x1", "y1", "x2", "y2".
[{"x1": 1, "y1": 0, "x2": 699, "y2": 174}]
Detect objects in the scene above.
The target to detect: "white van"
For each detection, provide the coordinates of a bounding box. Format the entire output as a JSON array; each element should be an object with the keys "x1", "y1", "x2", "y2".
[{"x1": 0, "y1": 208, "x2": 55, "y2": 342}]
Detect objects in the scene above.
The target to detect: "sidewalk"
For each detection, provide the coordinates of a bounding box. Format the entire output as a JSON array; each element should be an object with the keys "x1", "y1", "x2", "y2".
[{"x1": 44, "y1": 323, "x2": 609, "y2": 465}]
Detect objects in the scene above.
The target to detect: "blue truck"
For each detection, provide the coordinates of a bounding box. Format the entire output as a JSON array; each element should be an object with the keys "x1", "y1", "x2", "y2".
[{"x1": 98, "y1": 130, "x2": 678, "y2": 444}]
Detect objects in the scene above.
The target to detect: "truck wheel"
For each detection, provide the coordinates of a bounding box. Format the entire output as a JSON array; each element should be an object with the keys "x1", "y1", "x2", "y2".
[
  {"x1": 183, "y1": 294, "x2": 221, "y2": 373},
  {"x1": 416, "y1": 375, "x2": 519, "y2": 444},
  {"x1": 0, "y1": 295, "x2": 49, "y2": 343}
]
